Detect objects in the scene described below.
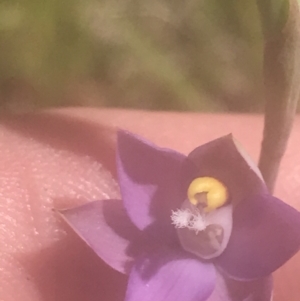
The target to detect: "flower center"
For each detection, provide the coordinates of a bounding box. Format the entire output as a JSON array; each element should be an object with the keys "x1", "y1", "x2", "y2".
[
  {"x1": 171, "y1": 177, "x2": 233, "y2": 260},
  {"x1": 171, "y1": 208, "x2": 207, "y2": 233},
  {"x1": 187, "y1": 177, "x2": 228, "y2": 211}
]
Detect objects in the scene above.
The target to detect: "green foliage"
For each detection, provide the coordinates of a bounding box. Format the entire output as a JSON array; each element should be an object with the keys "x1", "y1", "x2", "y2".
[
  {"x1": 0, "y1": 0, "x2": 274, "y2": 111},
  {"x1": 256, "y1": 0, "x2": 289, "y2": 37}
]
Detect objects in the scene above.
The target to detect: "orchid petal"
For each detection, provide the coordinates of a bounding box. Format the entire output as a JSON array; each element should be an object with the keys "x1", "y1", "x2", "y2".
[
  {"x1": 208, "y1": 272, "x2": 273, "y2": 301},
  {"x1": 125, "y1": 248, "x2": 215, "y2": 301},
  {"x1": 182, "y1": 135, "x2": 267, "y2": 206},
  {"x1": 117, "y1": 130, "x2": 186, "y2": 244},
  {"x1": 60, "y1": 199, "x2": 152, "y2": 274},
  {"x1": 216, "y1": 194, "x2": 300, "y2": 280}
]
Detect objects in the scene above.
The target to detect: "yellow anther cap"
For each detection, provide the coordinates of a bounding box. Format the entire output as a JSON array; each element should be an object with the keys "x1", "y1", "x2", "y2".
[{"x1": 187, "y1": 177, "x2": 228, "y2": 211}]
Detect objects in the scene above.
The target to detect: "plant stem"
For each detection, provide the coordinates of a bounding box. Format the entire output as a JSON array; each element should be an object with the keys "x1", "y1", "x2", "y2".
[{"x1": 257, "y1": 0, "x2": 300, "y2": 192}]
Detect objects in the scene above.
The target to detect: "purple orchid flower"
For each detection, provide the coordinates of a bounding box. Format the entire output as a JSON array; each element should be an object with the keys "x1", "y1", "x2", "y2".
[{"x1": 61, "y1": 131, "x2": 300, "y2": 301}]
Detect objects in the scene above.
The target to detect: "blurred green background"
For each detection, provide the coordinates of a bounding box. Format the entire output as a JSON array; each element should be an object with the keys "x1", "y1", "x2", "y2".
[{"x1": 0, "y1": 0, "x2": 274, "y2": 112}]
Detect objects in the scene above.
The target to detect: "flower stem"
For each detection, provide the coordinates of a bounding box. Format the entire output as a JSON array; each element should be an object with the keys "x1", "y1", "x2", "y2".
[{"x1": 257, "y1": 0, "x2": 300, "y2": 192}]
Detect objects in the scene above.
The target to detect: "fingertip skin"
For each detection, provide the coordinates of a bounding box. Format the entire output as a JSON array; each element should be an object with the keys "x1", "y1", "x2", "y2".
[{"x1": 0, "y1": 108, "x2": 299, "y2": 301}]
